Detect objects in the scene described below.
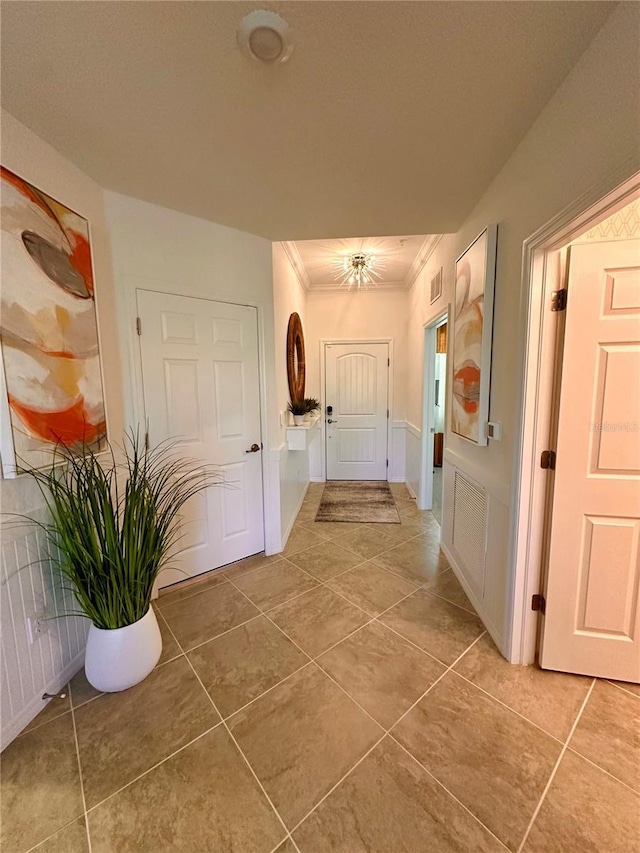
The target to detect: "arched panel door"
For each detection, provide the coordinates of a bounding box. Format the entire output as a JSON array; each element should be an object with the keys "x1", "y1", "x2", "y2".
[{"x1": 325, "y1": 343, "x2": 389, "y2": 480}]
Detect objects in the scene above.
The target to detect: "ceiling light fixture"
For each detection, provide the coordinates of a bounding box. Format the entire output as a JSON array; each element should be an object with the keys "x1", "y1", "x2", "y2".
[
  {"x1": 334, "y1": 252, "x2": 385, "y2": 290},
  {"x1": 237, "y1": 10, "x2": 294, "y2": 64}
]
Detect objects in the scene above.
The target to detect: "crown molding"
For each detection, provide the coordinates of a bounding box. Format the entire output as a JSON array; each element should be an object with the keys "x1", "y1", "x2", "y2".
[
  {"x1": 280, "y1": 241, "x2": 310, "y2": 292},
  {"x1": 405, "y1": 234, "x2": 444, "y2": 291},
  {"x1": 306, "y1": 280, "x2": 409, "y2": 294}
]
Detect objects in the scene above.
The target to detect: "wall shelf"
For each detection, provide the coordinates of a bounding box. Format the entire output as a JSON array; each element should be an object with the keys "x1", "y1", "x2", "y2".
[{"x1": 285, "y1": 413, "x2": 321, "y2": 450}]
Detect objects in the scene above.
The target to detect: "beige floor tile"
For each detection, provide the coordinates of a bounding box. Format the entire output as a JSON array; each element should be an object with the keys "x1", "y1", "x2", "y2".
[
  {"x1": 293, "y1": 736, "x2": 504, "y2": 852},
  {"x1": 380, "y1": 589, "x2": 484, "y2": 665},
  {"x1": 231, "y1": 560, "x2": 318, "y2": 611},
  {"x1": 161, "y1": 580, "x2": 259, "y2": 650},
  {"x1": 156, "y1": 608, "x2": 182, "y2": 665},
  {"x1": 608, "y1": 679, "x2": 640, "y2": 697},
  {"x1": 69, "y1": 668, "x2": 102, "y2": 708},
  {"x1": 222, "y1": 551, "x2": 281, "y2": 580},
  {"x1": 31, "y1": 819, "x2": 89, "y2": 853},
  {"x1": 393, "y1": 672, "x2": 561, "y2": 851},
  {"x1": 455, "y1": 633, "x2": 592, "y2": 740},
  {"x1": 327, "y1": 562, "x2": 419, "y2": 617},
  {"x1": 428, "y1": 568, "x2": 476, "y2": 612},
  {"x1": 228, "y1": 664, "x2": 383, "y2": 827},
  {"x1": 301, "y1": 520, "x2": 365, "y2": 540},
  {"x1": 363, "y1": 521, "x2": 419, "y2": 542},
  {"x1": 88, "y1": 726, "x2": 285, "y2": 853},
  {"x1": 569, "y1": 680, "x2": 639, "y2": 790},
  {"x1": 0, "y1": 712, "x2": 83, "y2": 853},
  {"x1": 282, "y1": 526, "x2": 326, "y2": 556},
  {"x1": 274, "y1": 839, "x2": 297, "y2": 853},
  {"x1": 295, "y1": 504, "x2": 320, "y2": 523},
  {"x1": 334, "y1": 526, "x2": 405, "y2": 560},
  {"x1": 286, "y1": 539, "x2": 364, "y2": 581},
  {"x1": 188, "y1": 615, "x2": 308, "y2": 717},
  {"x1": 399, "y1": 503, "x2": 432, "y2": 521},
  {"x1": 318, "y1": 621, "x2": 445, "y2": 728},
  {"x1": 269, "y1": 586, "x2": 369, "y2": 657},
  {"x1": 156, "y1": 568, "x2": 227, "y2": 610},
  {"x1": 372, "y1": 536, "x2": 447, "y2": 584},
  {"x1": 75, "y1": 656, "x2": 219, "y2": 807},
  {"x1": 523, "y1": 750, "x2": 640, "y2": 853},
  {"x1": 21, "y1": 690, "x2": 71, "y2": 735}
]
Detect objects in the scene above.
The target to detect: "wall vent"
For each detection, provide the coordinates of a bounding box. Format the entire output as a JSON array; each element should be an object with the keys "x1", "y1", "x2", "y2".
[
  {"x1": 451, "y1": 469, "x2": 487, "y2": 592},
  {"x1": 430, "y1": 268, "x2": 443, "y2": 303}
]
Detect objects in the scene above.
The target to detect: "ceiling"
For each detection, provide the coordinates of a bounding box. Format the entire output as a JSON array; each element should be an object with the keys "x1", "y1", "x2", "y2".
[
  {"x1": 284, "y1": 234, "x2": 438, "y2": 292},
  {"x1": 1, "y1": 2, "x2": 614, "y2": 241}
]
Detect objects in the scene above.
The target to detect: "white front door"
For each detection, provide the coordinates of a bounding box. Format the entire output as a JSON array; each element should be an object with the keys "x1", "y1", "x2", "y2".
[
  {"x1": 325, "y1": 342, "x2": 389, "y2": 480},
  {"x1": 541, "y1": 239, "x2": 640, "y2": 682},
  {"x1": 137, "y1": 290, "x2": 265, "y2": 587}
]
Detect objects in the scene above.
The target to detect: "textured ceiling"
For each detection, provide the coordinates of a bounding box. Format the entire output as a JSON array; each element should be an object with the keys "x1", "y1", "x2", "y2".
[
  {"x1": 284, "y1": 234, "x2": 437, "y2": 292},
  {"x1": 1, "y1": 2, "x2": 614, "y2": 240}
]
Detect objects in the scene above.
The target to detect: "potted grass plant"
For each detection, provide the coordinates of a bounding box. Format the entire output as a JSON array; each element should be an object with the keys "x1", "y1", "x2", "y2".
[
  {"x1": 20, "y1": 433, "x2": 216, "y2": 692},
  {"x1": 302, "y1": 398, "x2": 321, "y2": 422},
  {"x1": 287, "y1": 399, "x2": 307, "y2": 426}
]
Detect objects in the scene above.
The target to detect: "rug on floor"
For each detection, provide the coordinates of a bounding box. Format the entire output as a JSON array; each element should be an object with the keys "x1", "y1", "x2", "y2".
[{"x1": 315, "y1": 481, "x2": 401, "y2": 523}]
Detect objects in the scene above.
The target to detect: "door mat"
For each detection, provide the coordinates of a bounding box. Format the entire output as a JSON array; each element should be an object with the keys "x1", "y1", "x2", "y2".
[{"x1": 315, "y1": 481, "x2": 401, "y2": 524}]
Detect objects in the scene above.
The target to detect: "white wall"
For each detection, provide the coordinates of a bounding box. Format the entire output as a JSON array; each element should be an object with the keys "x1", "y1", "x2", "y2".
[
  {"x1": 103, "y1": 192, "x2": 286, "y2": 553},
  {"x1": 272, "y1": 243, "x2": 312, "y2": 542},
  {"x1": 0, "y1": 110, "x2": 125, "y2": 747},
  {"x1": 305, "y1": 289, "x2": 409, "y2": 480},
  {"x1": 406, "y1": 2, "x2": 640, "y2": 655}
]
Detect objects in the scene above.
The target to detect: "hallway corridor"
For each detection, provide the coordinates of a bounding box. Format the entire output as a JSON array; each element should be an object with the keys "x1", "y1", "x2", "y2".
[{"x1": 2, "y1": 484, "x2": 637, "y2": 853}]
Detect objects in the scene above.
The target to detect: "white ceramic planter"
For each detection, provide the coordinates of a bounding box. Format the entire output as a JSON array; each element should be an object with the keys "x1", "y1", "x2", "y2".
[
  {"x1": 303, "y1": 412, "x2": 311, "y2": 423},
  {"x1": 293, "y1": 414, "x2": 305, "y2": 426},
  {"x1": 85, "y1": 606, "x2": 162, "y2": 692}
]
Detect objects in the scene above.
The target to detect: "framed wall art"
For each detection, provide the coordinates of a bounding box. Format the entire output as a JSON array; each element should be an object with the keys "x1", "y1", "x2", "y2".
[
  {"x1": 0, "y1": 166, "x2": 107, "y2": 477},
  {"x1": 451, "y1": 225, "x2": 497, "y2": 446}
]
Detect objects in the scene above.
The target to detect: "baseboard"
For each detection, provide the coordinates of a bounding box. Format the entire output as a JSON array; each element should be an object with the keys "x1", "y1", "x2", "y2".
[
  {"x1": 1, "y1": 650, "x2": 85, "y2": 751},
  {"x1": 388, "y1": 477, "x2": 406, "y2": 484},
  {"x1": 310, "y1": 477, "x2": 325, "y2": 483},
  {"x1": 440, "y1": 541, "x2": 505, "y2": 657},
  {"x1": 405, "y1": 480, "x2": 417, "y2": 499}
]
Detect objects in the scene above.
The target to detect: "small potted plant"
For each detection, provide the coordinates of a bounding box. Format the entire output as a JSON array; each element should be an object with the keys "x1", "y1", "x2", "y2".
[
  {"x1": 287, "y1": 400, "x2": 307, "y2": 426},
  {"x1": 302, "y1": 398, "x2": 321, "y2": 422},
  {"x1": 18, "y1": 433, "x2": 216, "y2": 692}
]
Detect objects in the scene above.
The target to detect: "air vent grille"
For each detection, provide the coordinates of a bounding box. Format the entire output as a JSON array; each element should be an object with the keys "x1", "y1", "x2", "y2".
[{"x1": 452, "y1": 469, "x2": 487, "y2": 590}]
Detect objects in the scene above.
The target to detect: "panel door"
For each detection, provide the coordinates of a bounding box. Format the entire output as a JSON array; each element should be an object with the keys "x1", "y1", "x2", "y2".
[
  {"x1": 541, "y1": 239, "x2": 640, "y2": 682},
  {"x1": 137, "y1": 290, "x2": 264, "y2": 587},
  {"x1": 325, "y1": 343, "x2": 389, "y2": 480}
]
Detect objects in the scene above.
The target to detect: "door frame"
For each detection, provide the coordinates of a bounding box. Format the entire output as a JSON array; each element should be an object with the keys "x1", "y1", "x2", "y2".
[
  {"x1": 508, "y1": 168, "x2": 640, "y2": 665},
  {"x1": 128, "y1": 286, "x2": 270, "y2": 555},
  {"x1": 319, "y1": 338, "x2": 393, "y2": 481},
  {"x1": 418, "y1": 309, "x2": 450, "y2": 511}
]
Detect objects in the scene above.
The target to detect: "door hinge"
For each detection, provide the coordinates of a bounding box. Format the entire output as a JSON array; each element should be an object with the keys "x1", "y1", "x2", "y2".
[
  {"x1": 531, "y1": 593, "x2": 546, "y2": 614},
  {"x1": 387, "y1": 409, "x2": 389, "y2": 419},
  {"x1": 136, "y1": 317, "x2": 142, "y2": 335},
  {"x1": 386, "y1": 459, "x2": 389, "y2": 468},
  {"x1": 550, "y1": 289, "x2": 567, "y2": 312},
  {"x1": 540, "y1": 450, "x2": 556, "y2": 470},
  {"x1": 387, "y1": 358, "x2": 390, "y2": 367}
]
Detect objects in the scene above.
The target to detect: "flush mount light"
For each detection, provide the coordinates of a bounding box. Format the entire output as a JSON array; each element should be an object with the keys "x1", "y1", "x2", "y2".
[
  {"x1": 334, "y1": 252, "x2": 386, "y2": 290},
  {"x1": 237, "y1": 10, "x2": 294, "y2": 64}
]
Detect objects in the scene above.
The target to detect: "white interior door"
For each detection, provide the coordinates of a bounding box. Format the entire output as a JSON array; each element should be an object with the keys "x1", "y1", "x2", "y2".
[
  {"x1": 325, "y1": 342, "x2": 389, "y2": 480},
  {"x1": 541, "y1": 239, "x2": 640, "y2": 682},
  {"x1": 137, "y1": 290, "x2": 264, "y2": 587}
]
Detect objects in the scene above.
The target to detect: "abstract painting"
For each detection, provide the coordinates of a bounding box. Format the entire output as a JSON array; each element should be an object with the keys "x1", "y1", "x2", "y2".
[
  {"x1": 452, "y1": 225, "x2": 497, "y2": 446},
  {"x1": 0, "y1": 166, "x2": 106, "y2": 477}
]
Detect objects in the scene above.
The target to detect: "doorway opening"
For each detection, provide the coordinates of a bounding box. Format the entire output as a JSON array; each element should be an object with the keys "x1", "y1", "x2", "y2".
[
  {"x1": 509, "y1": 172, "x2": 640, "y2": 676},
  {"x1": 419, "y1": 311, "x2": 449, "y2": 517}
]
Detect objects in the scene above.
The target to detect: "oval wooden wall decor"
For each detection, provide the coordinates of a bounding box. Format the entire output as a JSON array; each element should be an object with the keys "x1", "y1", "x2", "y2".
[{"x1": 286, "y1": 312, "x2": 306, "y2": 402}]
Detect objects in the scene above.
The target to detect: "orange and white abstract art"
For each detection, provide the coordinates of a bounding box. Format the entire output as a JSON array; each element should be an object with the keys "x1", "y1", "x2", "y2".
[
  {"x1": 452, "y1": 226, "x2": 497, "y2": 446},
  {"x1": 0, "y1": 166, "x2": 106, "y2": 477}
]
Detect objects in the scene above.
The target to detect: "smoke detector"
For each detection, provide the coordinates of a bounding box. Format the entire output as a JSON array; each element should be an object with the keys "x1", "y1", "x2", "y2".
[{"x1": 237, "y1": 10, "x2": 294, "y2": 64}]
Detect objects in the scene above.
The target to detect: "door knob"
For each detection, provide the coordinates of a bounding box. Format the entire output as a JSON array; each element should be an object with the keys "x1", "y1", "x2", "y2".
[
  {"x1": 245, "y1": 443, "x2": 261, "y2": 453},
  {"x1": 327, "y1": 419, "x2": 338, "y2": 424}
]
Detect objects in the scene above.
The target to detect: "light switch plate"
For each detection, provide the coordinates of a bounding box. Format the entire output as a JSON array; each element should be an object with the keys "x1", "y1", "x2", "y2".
[{"x1": 486, "y1": 421, "x2": 502, "y2": 441}]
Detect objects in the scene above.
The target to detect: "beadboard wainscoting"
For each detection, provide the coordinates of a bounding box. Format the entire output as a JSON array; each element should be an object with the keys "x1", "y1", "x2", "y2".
[
  {"x1": 404, "y1": 422, "x2": 422, "y2": 498},
  {"x1": 441, "y1": 448, "x2": 510, "y2": 656},
  {"x1": 1, "y1": 517, "x2": 88, "y2": 750}
]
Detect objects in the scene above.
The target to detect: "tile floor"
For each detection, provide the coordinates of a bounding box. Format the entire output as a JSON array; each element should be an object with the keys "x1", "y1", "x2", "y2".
[{"x1": 2, "y1": 482, "x2": 639, "y2": 852}]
